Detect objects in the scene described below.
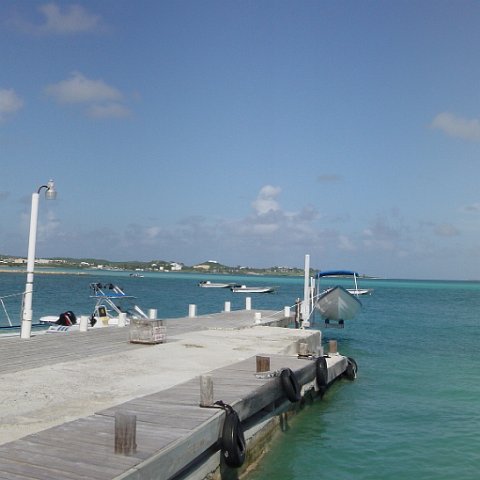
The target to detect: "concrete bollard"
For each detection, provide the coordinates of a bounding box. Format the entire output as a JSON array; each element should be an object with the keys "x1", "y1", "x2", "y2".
[
  {"x1": 254, "y1": 312, "x2": 262, "y2": 323},
  {"x1": 199, "y1": 374, "x2": 214, "y2": 407},
  {"x1": 284, "y1": 306, "x2": 291, "y2": 318},
  {"x1": 256, "y1": 355, "x2": 271, "y2": 373},
  {"x1": 329, "y1": 339, "x2": 338, "y2": 355},
  {"x1": 246, "y1": 297, "x2": 252, "y2": 311},
  {"x1": 148, "y1": 308, "x2": 157, "y2": 320},
  {"x1": 189, "y1": 304, "x2": 197, "y2": 318},
  {"x1": 224, "y1": 301, "x2": 231, "y2": 312},
  {"x1": 79, "y1": 315, "x2": 89, "y2": 332},
  {"x1": 114, "y1": 412, "x2": 137, "y2": 455},
  {"x1": 118, "y1": 312, "x2": 127, "y2": 328}
]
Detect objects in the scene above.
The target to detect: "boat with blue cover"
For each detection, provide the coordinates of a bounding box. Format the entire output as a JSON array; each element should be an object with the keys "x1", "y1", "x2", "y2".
[{"x1": 314, "y1": 270, "x2": 363, "y2": 325}]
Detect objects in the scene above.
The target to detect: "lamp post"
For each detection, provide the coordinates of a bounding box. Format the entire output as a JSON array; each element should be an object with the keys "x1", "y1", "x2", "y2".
[{"x1": 20, "y1": 180, "x2": 57, "y2": 339}]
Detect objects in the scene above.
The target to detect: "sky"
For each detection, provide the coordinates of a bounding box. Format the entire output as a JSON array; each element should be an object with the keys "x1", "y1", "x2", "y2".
[{"x1": 1, "y1": 1, "x2": 480, "y2": 280}]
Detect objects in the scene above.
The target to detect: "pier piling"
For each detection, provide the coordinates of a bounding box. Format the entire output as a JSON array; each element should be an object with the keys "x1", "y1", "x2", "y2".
[
  {"x1": 114, "y1": 412, "x2": 137, "y2": 455},
  {"x1": 200, "y1": 374, "x2": 214, "y2": 407},
  {"x1": 256, "y1": 355, "x2": 271, "y2": 373}
]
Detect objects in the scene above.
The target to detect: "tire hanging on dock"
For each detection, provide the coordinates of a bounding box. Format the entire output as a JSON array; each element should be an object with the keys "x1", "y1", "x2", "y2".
[
  {"x1": 219, "y1": 404, "x2": 246, "y2": 468},
  {"x1": 315, "y1": 356, "x2": 328, "y2": 389},
  {"x1": 280, "y1": 368, "x2": 302, "y2": 403},
  {"x1": 344, "y1": 357, "x2": 358, "y2": 380}
]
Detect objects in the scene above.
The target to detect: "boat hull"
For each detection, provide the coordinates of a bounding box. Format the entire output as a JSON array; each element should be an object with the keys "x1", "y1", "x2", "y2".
[
  {"x1": 315, "y1": 286, "x2": 362, "y2": 321},
  {"x1": 198, "y1": 281, "x2": 232, "y2": 288},
  {"x1": 230, "y1": 286, "x2": 274, "y2": 293}
]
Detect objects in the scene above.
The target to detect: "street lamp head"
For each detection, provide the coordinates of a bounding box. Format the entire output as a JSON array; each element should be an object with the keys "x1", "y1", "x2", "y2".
[{"x1": 39, "y1": 179, "x2": 57, "y2": 200}]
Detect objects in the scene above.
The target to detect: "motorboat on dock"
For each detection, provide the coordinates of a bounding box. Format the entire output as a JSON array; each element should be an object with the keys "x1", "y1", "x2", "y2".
[
  {"x1": 314, "y1": 270, "x2": 363, "y2": 326},
  {"x1": 230, "y1": 285, "x2": 275, "y2": 293}
]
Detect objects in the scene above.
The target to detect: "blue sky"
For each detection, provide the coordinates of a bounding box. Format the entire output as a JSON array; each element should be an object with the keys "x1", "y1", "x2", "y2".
[{"x1": 1, "y1": 1, "x2": 480, "y2": 280}]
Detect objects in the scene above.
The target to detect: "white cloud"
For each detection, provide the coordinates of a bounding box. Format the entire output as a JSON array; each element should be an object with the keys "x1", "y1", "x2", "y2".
[
  {"x1": 45, "y1": 72, "x2": 131, "y2": 119},
  {"x1": 251, "y1": 185, "x2": 281, "y2": 215},
  {"x1": 0, "y1": 88, "x2": 24, "y2": 122},
  {"x1": 431, "y1": 112, "x2": 480, "y2": 141},
  {"x1": 10, "y1": 3, "x2": 102, "y2": 35},
  {"x1": 45, "y1": 72, "x2": 122, "y2": 104},
  {"x1": 338, "y1": 234, "x2": 356, "y2": 251},
  {"x1": 362, "y1": 216, "x2": 405, "y2": 251}
]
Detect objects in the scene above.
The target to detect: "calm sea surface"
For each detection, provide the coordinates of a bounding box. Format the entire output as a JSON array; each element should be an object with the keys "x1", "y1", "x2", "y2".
[{"x1": 1, "y1": 271, "x2": 479, "y2": 479}]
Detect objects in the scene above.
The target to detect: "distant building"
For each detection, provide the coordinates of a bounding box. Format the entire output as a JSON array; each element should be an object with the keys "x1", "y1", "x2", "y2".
[{"x1": 194, "y1": 264, "x2": 210, "y2": 271}]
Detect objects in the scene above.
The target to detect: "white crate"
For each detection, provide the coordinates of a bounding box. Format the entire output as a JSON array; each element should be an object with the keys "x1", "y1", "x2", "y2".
[{"x1": 129, "y1": 319, "x2": 167, "y2": 344}]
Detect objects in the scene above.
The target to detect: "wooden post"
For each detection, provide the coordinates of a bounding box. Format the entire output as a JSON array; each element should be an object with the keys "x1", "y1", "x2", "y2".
[
  {"x1": 200, "y1": 374, "x2": 214, "y2": 407},
  {"x1": 115, "y1": 412, "x2": 137, "y2": 455},
  {"x1": 329, "y1": 339, "x2": 338, "y2": 355},
  {"x1": 256, "y1": 355, "x2": 270, "y2": 373}
]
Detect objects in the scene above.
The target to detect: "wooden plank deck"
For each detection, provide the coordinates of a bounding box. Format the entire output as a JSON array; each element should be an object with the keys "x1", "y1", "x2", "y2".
[{"x1": 0, "y1": 309, "x2": 339, "y2": 479}]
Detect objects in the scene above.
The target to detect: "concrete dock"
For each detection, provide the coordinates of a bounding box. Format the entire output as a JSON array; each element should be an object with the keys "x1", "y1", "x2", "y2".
[{"x1": 0, "y1": 309, "x2": 350, "y2": 479}]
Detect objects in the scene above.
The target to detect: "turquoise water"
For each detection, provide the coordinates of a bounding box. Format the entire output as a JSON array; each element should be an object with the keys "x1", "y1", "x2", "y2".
[
  {"x1": 248, "y1": 278, "x2": 480, "y2": 480},
  {"x1": 1, "y1": 272, "x2": 480, "y2": 478}
]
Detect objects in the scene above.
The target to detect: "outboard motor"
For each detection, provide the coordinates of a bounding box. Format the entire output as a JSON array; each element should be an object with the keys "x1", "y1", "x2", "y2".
[{"x1": 56, "y1": 311, "x2": 77, "y2": 326}]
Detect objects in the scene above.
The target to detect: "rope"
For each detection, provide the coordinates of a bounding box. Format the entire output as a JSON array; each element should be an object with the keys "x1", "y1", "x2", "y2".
[
  {"x1": 0, "y1": 291, "x2": 25, "y2": 300},
  {"x1": 0, "y1": 292, "x2": 26, "y2": 327}
]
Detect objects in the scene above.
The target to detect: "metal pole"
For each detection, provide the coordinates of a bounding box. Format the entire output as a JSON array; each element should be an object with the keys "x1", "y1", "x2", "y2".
[
  {"x1": 20, "y1": 192, "x2": 40, "y2": 339},
  {"x1": 302, "y1": 254, "x2": 310, "y2": 326}
]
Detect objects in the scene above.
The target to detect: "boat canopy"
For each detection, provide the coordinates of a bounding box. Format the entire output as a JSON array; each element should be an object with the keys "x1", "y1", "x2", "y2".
[{"x1": 315, "y1": 270, "x2": 359, "y2": 278}]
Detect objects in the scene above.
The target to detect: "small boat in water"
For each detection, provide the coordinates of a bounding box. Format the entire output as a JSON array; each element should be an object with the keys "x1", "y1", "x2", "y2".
[
  {"x1": 230, "y1": 285, "x2": 275, "y2": 293},
  {"x1": 346, "y1": 288, "x2": 373, "y2": 296},
  {"x1": 314, "y1": 270, "x2": 363, "y2": 325},
  {"x1": 198, "y1": 280, "x2": 234, "y2": 288}
]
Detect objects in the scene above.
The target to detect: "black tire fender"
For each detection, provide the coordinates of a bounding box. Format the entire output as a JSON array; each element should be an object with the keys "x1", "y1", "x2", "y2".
[
  {"x1": 315, "y1": 356, "x2": 328, "y2": 388},
  {"x1": 221, "y1": 407, "x2": 246, "y2": 468},
  {"x1": 280, "y1": 368, "x2": 302, "y2": 403},
  {"x1": 344, "y1": 356, "x2": 358, "y2": 380}
]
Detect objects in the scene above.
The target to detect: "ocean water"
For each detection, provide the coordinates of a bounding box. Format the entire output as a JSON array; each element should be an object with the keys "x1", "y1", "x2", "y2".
[{"x1": 1, "y1": 271, "x2": 479, "y2": 479}]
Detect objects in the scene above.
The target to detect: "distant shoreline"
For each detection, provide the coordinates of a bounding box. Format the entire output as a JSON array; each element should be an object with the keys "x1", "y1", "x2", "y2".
[{"x1": 0, "y1": 268, "x2": 87, "y2": 275}]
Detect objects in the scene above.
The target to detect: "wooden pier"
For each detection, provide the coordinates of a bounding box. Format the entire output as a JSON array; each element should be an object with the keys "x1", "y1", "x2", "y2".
[{"x1": 0, "y1": 309, "x2": 351, "y2": 479}]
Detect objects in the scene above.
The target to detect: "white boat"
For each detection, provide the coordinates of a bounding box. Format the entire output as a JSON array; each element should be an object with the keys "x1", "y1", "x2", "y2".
[
  {"x1": 347, "y1": 288, "x2": 374, "y2": 296},
  {"x1": 230, "y1": 285, "x2": 275, "y2": 293},
  {"x1": 40, "y1": 282, "x2": 149, "y2": 333},
  {"x1": 198, "y1": 280, "x2": 233, "y2": 288},
  {"x1": 314, "y1": 270, "x2": 363, "y2": 324}
]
